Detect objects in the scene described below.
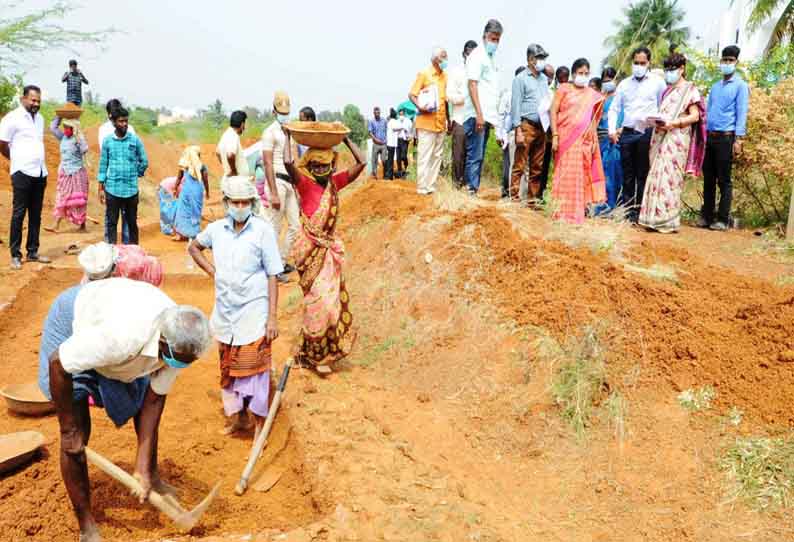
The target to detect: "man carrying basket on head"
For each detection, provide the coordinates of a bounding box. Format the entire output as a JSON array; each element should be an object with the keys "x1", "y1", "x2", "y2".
[{"x1": 281, "y1": 123, "x2": 366, "y2": 374}]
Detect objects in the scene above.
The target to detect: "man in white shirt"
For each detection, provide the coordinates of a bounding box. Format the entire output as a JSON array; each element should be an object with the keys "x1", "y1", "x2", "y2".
[
  {"x1": 608, "y1": 46, "x2": 666, "y2": 222},
  {"x1": 463, "y1": 19, "x2": 503, "y2": 195},
  {"x1": 216, "y1": 110, "x2": 250, "y2": 183},
  {"x1": 43, "y1": 278, "x2": 211, "y2": 542},
  {"x1": 447, "y1": 40, "x2": 478, "y2": 187},
  {"x1": 262, "y1": 91, "x2": 299, "y2": 282},
  {"x1": 396, "y1": 109, "x2": 412, "y2": 178},
  {"x1": 98, "y1": 99, "x2": 138, "y2": 245},
  {"x1": 0, "y1": 85, "x2": 51, "y2": 269}
]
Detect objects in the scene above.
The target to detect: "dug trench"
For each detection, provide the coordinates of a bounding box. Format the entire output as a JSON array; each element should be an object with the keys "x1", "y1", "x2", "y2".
[{"x1": 1, "y1": 179, "x2": 794, "y2": 540}]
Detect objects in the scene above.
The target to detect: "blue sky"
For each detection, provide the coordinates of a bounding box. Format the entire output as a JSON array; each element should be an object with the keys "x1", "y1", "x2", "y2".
[{"x1": 17, "y1": 0, "x2": 718, "y2": 115}]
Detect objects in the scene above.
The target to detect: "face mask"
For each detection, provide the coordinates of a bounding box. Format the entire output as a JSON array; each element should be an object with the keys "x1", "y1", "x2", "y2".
[
  {"x1": 276, "y1": 113, "x2": 289, "y2": 124},
  {"x1": 63, "y1": 127, "x2": 75, "y2": 138},
  {"x1": 535, "y1": 59, "x2": 546, "y2": 72},
  {"x1": 632, "y1": 64, "x2": 648, "y2": 79},
  {"x1": 439, "y1": 60, "x2": 449, "y2": 71},
  {"x1": 602, "y1": 81, "x2": 616, "y2": 93},
  {"x1": 665, "y1": 70, "x2": 681, "y2": 85},
  {"x1": 228, "y1": 205, "x2": 252, "y2": 223},
  {"x1": 162, "y1": 341, "x2": 190, "y2": 369},
  {"x1": 720, "y1": 63, "x2": 736, "y2": 76},
  {"x1": 485, "y1": 41, "x2": 498, "y2": 56},
  {"x1": 574, "y1": 75, "x2": 589, "y2": 88}
]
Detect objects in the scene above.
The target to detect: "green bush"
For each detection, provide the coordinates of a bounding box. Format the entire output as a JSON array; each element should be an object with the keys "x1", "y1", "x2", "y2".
[{"x1": 0, "y1": 73, "x2": 20, "y2": 115}]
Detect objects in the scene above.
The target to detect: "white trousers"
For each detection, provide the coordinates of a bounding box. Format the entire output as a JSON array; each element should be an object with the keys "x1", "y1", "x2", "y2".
[
  {"x1": 266, "y1": 177, "x2": 300, "y2": 265},
  {"x1": 416, "y1": 129, "x2": 445, "y2": 194}
]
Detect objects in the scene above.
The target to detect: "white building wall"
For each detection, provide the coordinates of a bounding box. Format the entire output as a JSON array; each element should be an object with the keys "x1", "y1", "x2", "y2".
[{"x1": 696, "y1": 0, "x2": 787, "y2": 60}]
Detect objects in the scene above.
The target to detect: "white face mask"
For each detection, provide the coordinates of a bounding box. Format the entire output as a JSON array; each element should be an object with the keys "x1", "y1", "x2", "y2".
[
  {"x1": 535, "y1": 59, "x2": 546, "y2": 72},
  {"x1": 665, "y1": 69, "x2": 681, "y2": 85},
  {"x1": 602, "y1": 80, "x2": 616, "y2": 93},
  {"x1": 228, "y1": 205, "x2": 252, "y2": 223},
  {"x1": 276, "y1": 113, "x2": 289, "y2": 124},
  {"x1": 574, "y1": 74, "x2": 589, "y2": 88},
  {"x1": 632, "y1": 64, "x2": 648, "y2": 79}
]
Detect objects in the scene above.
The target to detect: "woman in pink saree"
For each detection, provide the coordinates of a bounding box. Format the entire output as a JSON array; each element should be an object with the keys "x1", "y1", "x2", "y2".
[
  {"x1": 282, "y1": 129, "x2": 366, "y2": 374},
  {"x1": 639, "y1": 52, "x2": 706, "y2": 233},
  {"x1": 550, "y1": 58, "x2": 606, "y2": 224}
]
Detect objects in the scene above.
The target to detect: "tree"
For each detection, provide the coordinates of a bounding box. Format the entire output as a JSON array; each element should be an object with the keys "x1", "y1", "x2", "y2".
[
  {"x1": 748, "y1": 0, "x2": 794, "y2": 52},
  {"x1": 318, "y1": 110, "x2": 343, "y2": 122},
  {"x1": 603, "y1": 0, "x2": 690, "y2": 75},
  {"x1": 0, "y1": 1, "x2": 115, "y2": 71},
  {"x1": 342, "y1": 104, "x2": 367, "y2": 144},
  {"x1": 201, "y1": 99, "x2": 226, "y2": 128}
]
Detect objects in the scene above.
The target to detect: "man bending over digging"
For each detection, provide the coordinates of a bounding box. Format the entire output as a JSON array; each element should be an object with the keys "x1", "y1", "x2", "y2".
[{"x1": 41, "y1": 278, "x2": 211, "y2": 542}]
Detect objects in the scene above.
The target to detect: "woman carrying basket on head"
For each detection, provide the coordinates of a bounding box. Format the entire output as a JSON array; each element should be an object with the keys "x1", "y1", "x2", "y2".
[
  {"x1": 281, "y1": 125, "x2": 366, "y2": 374},
  {"x1": 45, "y1": 116, "x2": 90, "y2": 233}
]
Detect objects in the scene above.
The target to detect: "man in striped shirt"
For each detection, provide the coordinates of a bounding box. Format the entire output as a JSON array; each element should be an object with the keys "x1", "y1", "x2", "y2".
[
  {"x1": 98, "y1": 107, "x2": 148, "y2": 244},
  {"x1": 62, "y1": 60, "x2": 89, "y2": 106}
]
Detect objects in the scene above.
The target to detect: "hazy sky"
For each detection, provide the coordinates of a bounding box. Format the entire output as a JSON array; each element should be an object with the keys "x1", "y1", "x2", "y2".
[{"x1": 17, "y1": 0, "x2": 718, "y2": 116}]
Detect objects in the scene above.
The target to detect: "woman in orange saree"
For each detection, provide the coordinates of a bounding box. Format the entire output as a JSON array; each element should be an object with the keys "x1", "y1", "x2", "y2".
[
  {"x1": 550, "y1": 58, "x2": 606, "y2": 224},
  {"x1": 282, "y1": 130, "x2": 366, "y2": 374}
]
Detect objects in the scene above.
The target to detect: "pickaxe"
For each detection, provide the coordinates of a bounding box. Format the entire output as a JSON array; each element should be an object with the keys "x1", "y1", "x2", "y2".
[{"x1": 85, "y1": 447, "x2": 220, "y2": 532}]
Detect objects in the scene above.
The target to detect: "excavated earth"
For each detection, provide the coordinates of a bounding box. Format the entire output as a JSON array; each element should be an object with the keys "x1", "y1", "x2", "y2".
[{"x1": 1, "y1": 132, "x2": 794, "y2": 541}]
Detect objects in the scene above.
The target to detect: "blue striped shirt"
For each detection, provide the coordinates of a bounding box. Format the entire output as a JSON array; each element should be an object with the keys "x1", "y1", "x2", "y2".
[{"x1": 98, "y1": 132, "x2": 148, "y2": 198}]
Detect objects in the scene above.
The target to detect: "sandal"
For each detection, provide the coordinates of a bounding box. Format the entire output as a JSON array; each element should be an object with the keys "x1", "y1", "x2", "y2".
[{"x1": 65, "y1": 244, "x2": 81, "y2": 255}]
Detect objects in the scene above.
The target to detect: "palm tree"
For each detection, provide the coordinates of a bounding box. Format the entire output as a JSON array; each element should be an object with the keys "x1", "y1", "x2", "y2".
[
  {"x1": 748, "y1": 0, "x2": 794, "y2": 51},
  {"x1": 603, "y1": 0, "x2": 690, "y2": 75}
]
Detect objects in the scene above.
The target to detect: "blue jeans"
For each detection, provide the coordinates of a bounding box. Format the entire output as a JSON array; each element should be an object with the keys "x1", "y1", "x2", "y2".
[{"x1": 463, "y1": 117, "x2": 491, "y2": 193}]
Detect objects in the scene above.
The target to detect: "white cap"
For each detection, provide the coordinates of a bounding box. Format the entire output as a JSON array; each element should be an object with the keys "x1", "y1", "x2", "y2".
[{"x1": 78, "y1": 242, "x2": 117, "y2": 280}]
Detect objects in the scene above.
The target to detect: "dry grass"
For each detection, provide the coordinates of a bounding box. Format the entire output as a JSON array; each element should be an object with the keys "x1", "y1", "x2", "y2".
[
  {"x1": 432, "y1": 176, "x2": 482, "y2": 213},
  {"x1": 677, "y1": 386, "x2": 717, "y2": 411},
  {"x1": 623, "y1": 263, "x2": 679, "y2": 284},
  {"x1": 721, "y1": 435, "x2": 794, "y2": 510},
  {"x1": 550, "y1": 325, "x2": 608, "y2": 438}
]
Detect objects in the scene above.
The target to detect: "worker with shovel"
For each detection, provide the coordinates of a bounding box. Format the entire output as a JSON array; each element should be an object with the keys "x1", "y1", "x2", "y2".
[{"x1": 41, "y1": 278, "x2": 211, "y2": 542}]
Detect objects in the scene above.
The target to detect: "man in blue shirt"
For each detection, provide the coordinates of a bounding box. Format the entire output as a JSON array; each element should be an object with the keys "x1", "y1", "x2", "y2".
[
  {"x1": 98, "y1": 107, "x2": 148, "y2": 244},
  {"x1": 368, "y1": 107, "x2": 388, "y2": 178},
  {"x1": 701, "y1": 45, "x2": 750, "y2": 231},
  {"x1": 510, "y1": 43, "x2": 549, "y2": 203}
]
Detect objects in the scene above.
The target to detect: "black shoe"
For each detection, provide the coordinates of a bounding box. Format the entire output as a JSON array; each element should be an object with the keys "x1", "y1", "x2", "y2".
[
  {"x1": 696, "y1": 217, "x2": 710, "y2": 228},
  {"x1": 276, "y1": 273, "x2": 291, "y2": 284},
  {"x1": 10, "y1": 257, "x2": 22, "y2": 270},
  {"x1": 283, "y1": 264, "x2": 295, "y2": 274},
  {"x1": 27, "y1": 253, "x2": 51, "y2": 264}
]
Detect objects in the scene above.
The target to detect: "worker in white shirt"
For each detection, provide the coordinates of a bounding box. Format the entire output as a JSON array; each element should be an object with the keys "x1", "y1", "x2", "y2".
[
  {"x1": 216, "y1": 110, "x2": 250, "y2": 182},
  {"x1": 42, "y1": 278, "x2": 211, "y2": 542},
  {"x1": 396, "y1": 109, "x2": 412, "y2": 178},
  {"x1": 447, "y1": 40, "x2": 478, "y2": 187},
  {"x1": 608, "y1": 46, "x2": 666, "y2": 222}
]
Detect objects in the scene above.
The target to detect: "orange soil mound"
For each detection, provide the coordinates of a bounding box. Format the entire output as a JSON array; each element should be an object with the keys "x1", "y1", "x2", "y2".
[{"x1": 449, "y1": 207, "x2": 794, "y2": 427}]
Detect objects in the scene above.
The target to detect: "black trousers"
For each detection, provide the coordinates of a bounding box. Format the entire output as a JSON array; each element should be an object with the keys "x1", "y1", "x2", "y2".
[
  {"x1": 105, "y1": 193, "x2": 139, "y2": 244},
  {"x1": 397, "y1": 139, "x2": 409, "y2": 175},
  {"x1": 10, "y1": 171, "x2": 47, "y2": 259},
  {"x1": 539, "y1": 137, "x2": 553, "y2": 199},
  {"x1": 701, "y1": 135, "x2": 735, "y2": 224},
  {"x1": 618, "y1": 128, "x2": 653, "y2": 220},
  {"x1": 385, "y1": 146, "x2": 397, "y2": 180}
]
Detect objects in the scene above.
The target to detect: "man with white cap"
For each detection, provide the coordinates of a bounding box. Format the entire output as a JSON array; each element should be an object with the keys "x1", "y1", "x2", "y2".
[
  {"x1": 40, "y1": 277, "x2": 211, "y2": 542},
  {"x1": 261, "y1": 91, "x2": 299, "y2": 283},
  {"x1": 78, "y1": 241, "x2": 164, "y2": 286},
  {"x1": 188, "y1": 176, "x2": 283, "y2": 438}
]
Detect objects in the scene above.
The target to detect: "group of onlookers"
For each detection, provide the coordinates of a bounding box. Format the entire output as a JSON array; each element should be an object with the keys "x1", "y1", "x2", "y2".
[
  {"x1": 363, "y1": 17, "x2": 749, "y2": 234},
  {"x1": 368, "y1": 106, "x2": 412, "y2": 181}
]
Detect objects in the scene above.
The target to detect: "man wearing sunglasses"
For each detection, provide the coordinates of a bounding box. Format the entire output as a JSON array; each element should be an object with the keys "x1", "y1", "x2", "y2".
[{"x1": 40, "y1": 277, "x2": 211, "y2": 542}]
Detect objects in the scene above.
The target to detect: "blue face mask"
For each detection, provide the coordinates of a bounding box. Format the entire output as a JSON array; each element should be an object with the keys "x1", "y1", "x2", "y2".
[
  {"x1": 665, "y1": 69, "x2": 681, "y2": 85},
  {"x1": 484, "y1": 41, "x2": 498, "y2": 57},
  {"x1": 602, "y1": 81, "x2": 616, "y2": 93},
  {"x1": 720, "y1": 63, "x2": 736, "y2": 76},
  {"x1": 276, "y1": 113, "x2": 289, "y2": 124},
  {"x1": 439, "y1": 60, "x2": 449, "y2": 71},
  {"x1": 162, "y1": 341, "x2": 190, "y2": 369},
  {"x1": 228, "y1": 205, "x2": 252, "y2": 223},
  {"x1": 535, "y1": 59, "x2": 546, "y2": 72}
]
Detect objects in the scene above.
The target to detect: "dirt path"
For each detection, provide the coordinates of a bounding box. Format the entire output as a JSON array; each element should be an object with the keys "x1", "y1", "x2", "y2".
[{"x1": 1, "y1": 173, "x2": 794, "y2": 541}]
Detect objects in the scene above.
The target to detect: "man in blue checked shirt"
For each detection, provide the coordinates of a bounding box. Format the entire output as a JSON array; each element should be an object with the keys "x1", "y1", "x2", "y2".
[
  {"x1": 700, "y1": 45, "x2": 750, "y2": 231},
  {"x1": 98, "y1": 107, "x2": 148, "y2": 244}
]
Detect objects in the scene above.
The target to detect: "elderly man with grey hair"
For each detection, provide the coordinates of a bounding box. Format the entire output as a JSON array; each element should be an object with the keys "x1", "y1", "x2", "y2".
[
  {"x1": 40, "y1": 277, "x2": 211, "y2": 542},
  {"x1": 409, "y1": 46, "x2": 449, "y2": 195}
]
